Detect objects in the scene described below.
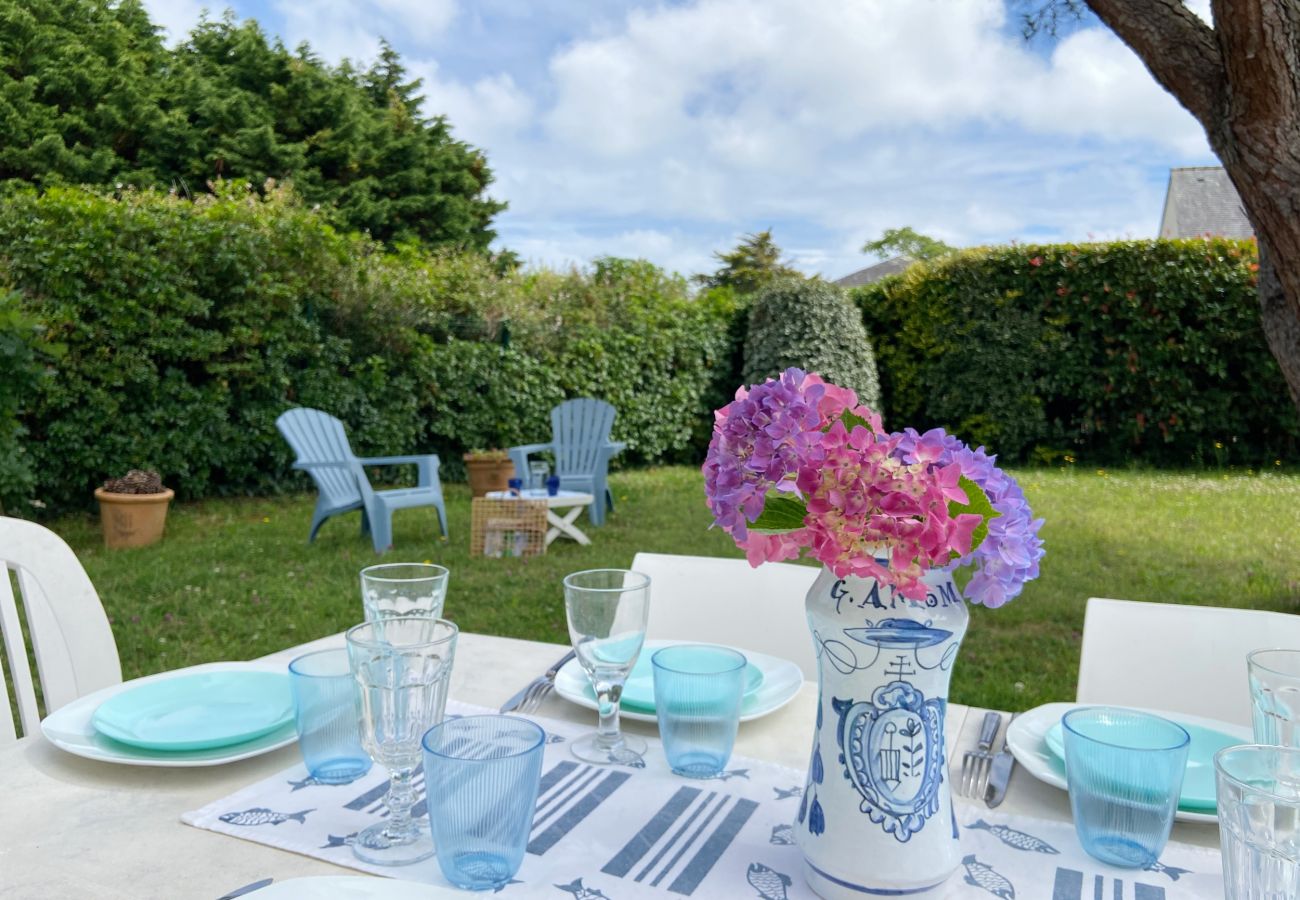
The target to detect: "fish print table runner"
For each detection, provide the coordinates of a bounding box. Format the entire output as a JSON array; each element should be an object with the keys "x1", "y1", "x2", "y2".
[{"x1": 183, "y1": 702, "x2": 1224, "y2": 898}]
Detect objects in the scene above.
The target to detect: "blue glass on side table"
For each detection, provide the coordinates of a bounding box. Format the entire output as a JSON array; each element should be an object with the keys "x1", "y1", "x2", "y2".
[
  {"x1": 423, "y1": 715, "x2": 546, "y2": 891},
  {"x1": 1063, "y1": 707, "x2": 1190, "y2": 869},
  {"x1": 546, "y1": 475, "x2": 560, "y2": 496},
  {"x1": 652, "y1": 644, "x2": 747, "y2": 778},
  {"x1": 288, "y1": 649, "x2": 372, "y2": 784}
]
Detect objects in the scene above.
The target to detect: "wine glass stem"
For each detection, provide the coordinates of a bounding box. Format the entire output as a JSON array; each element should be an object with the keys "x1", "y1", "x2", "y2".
[
  {"x1": 384, "y1": 767, "x2": 418, "y2": 832},
  {"x1": 595, "y1": 682, "x2": 624, "y2": 747}
]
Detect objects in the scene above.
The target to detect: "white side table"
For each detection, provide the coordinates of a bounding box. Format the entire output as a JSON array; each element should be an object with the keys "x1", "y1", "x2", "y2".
[{"x1": 485, "y1": 488, "x2": 596, "y2": 546}]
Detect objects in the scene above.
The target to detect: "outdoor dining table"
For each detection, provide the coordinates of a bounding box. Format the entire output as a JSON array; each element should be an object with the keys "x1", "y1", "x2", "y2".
[{"x1": 0, "y1": 631, "x2": 1221, "y2": 899}]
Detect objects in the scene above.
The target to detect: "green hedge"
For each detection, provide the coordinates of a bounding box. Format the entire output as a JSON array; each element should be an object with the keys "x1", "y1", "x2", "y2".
[
  {"x1": 743, "y1": 277, "x2": 881, "y2": 411},
  {"x1": 0, "y1": 185, "x2": 737, "y2": 513},
  {"x1": 853, "y1": 240, "x2": 1299, "y2": 464}
]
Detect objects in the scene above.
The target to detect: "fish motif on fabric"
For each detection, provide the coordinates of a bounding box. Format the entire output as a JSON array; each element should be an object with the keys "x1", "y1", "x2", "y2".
[
  {"x1": 962, "y1": 854, "x2": 1015, "y2": 900},
  {"x1": 545, "y1": 732, "x2": 566, "y2": 744},
  {"x1": 747, "y1": 862, "x2": 793, "y2": 900},
  {"x1": 219, "y1": 807, "x2": 313, "y2": 827},
  {"x1": 773, "y1": 786, "x2": 802, "y2": 800},
  {"x1": 555, "y1": 877, "x2": 611, "y2": 899},
  {"x1": 1144, "y1": 860, "x2": 1192, "y2": 882},
  {"x1": 287, "y1": 775, "x2": 326, "y2": 792},
  {"x1": 713, "y1": 768, "x2": 751, "y2": 782},
  {"x1": 967, "y1": 819, "x2": 1060, "y2": 854},
  {"x1": 769, "y1": 824, "x2": 795, "y2": 845},
  {"x1": 321, "y1": 832, "x2": 357, "y2": 849}
]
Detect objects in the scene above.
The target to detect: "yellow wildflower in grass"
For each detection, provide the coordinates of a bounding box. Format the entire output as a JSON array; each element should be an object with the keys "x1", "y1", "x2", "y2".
[
  {"x1": 262, "y1": 516, "x2": 270, "y2": 524},
  {"x1": 1215, "y1": 441, "x2": 1224, "y2": 449}
]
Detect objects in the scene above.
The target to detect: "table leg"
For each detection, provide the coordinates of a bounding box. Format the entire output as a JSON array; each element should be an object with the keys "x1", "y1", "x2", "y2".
[{"x1": 546, "y1": 505, "x2": 591, "y2": 546}]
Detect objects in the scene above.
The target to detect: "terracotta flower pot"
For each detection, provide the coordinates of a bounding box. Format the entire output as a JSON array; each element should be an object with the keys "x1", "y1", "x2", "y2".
[
  {"x1": 463, "y1": 455, "x2": 514, "y2": 498},
  {"x1": 94, "y1": 487, "x2": 175, "y2": 549}
]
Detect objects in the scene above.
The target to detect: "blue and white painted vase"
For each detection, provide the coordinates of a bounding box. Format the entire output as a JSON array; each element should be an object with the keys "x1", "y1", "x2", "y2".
[{"x1": 794, "y1": 565, "x2": 968, "y2": 897}]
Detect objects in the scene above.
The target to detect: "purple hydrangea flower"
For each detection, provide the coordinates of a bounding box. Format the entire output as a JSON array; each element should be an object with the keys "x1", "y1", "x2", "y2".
[
  {"x1": 892, "y1": 427, "x2": 1045, "y2": 607},
  {"x1": 703, "y1": 368, "x2": 826, "y2": 540}
]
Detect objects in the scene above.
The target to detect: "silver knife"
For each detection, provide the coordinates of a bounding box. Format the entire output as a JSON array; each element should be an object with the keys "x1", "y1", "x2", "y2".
[
  {"x1": 217, "y1": 878, "x2": 273, "y2": 899},
  {"x1": 984, "y1": 713, "x2": 1018, "y2": 808},
  {"x1": 498, "y1": 649, "x2": 575, "y2": 713}
]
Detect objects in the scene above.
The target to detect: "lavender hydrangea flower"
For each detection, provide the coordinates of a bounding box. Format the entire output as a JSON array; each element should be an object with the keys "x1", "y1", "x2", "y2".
[
  {"x1": 892, "y1": 427, "x2": 1045, "y2": 607},
  {"x1": 703, "y1": 368, "x2": 826, "y2": 540}
]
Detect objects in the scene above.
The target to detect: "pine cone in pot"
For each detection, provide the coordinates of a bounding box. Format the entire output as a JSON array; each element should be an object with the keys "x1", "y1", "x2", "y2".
[{"x1": 101, "y1": 469, "x2": 165, "y2": 495}]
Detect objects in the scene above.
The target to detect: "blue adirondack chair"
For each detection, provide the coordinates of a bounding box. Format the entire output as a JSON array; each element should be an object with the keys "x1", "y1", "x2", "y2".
[
  {"x1": 275, "y1": 408, "x2": 448, "y2": 552},
  {"x1": 509, "y1": 398, "x2": 626, "y2": 526}
]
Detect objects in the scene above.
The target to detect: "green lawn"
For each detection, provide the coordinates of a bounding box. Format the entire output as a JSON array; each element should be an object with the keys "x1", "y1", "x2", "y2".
[{"x1": 41, "y1": 466, "x2": 1300, "y2": 712}]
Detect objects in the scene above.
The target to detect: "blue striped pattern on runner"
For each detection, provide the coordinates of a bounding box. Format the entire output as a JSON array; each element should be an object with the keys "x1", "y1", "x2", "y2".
[
  {"x1": 1051, "y1": 868, "x2": 1165, "y2": 900},
  {"x1": 599, "y1": 788, "x2": 760, "y2": 896},
  {"x1": 602, "y1": 787, "x2": 703, "y2": 877},
  {"x1": 526, "y1": 762, "x2": 631, "y2": 856}
]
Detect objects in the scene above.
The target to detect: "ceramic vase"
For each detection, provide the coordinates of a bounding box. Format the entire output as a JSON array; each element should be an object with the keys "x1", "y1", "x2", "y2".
[{"x1": 794, "y1": 565, "x2": 969, "y2": 897}]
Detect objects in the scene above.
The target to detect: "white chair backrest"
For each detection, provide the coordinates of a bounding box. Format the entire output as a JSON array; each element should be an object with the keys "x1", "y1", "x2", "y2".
[
  {"x1": 1077, "y1": 597, "x2": 1300, "y2": 727},
  {"x1": 631, "y1": 552, "x2": 820, "y2": 679},
  {"x1": 0, "y1": 516, "x2": 121, "y2": 743}
]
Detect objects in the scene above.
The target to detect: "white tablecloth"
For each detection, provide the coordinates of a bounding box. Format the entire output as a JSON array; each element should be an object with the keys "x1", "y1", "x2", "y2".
[{"x1": 0, "y1": 632, "x2": 1223, "y2": 898}]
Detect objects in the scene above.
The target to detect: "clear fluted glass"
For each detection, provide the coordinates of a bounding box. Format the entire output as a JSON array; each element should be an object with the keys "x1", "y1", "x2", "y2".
[
  {"x1": 360, "y1": 563, "x2": 450, "y2": 622},
  {"x1": 1249, "y1": 649, "x2": 1300, "y2": 747},
  {"x1": 346, "y1": 616, "x2": 458, "y2": 866},
  {"x1": 652, "y1": 644, "x2": 746, "y2": 778},
  {"x1": 1216, "y1": 744, "x2": 1300, "y2": 900},
  {"x1": 563, "y1": 568, "x2": 651, "y2": 765}
]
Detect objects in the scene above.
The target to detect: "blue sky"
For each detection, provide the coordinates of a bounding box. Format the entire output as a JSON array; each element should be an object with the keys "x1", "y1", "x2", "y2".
[{"x1": 145, "y1": 0, "x2": 1218, "y2": 281}]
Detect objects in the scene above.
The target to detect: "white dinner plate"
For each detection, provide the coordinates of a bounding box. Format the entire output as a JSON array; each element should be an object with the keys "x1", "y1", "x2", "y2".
[
  {"x1": 243, "y1": 876, "x2": 465, "y2": 898},
  {"x1": 554, "y1": 639, "x2": 804, "y2": 724},
  {"x1": 41, "y1": 661, "x2": 298, "y2": 767},
  {"x1": 1005, "y1": 701, "x2": 1252, "y2": 824}
]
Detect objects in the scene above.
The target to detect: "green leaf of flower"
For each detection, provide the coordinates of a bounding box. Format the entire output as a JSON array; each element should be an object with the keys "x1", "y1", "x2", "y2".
[
  {"x1": 749, "y1": 494, "x2": 809, "y2": 533},
  {"x1": 949, "y1": 475, "x2": 1000, "y2": 557},
  {"x1": 837, "y1": 408, "x2": 872, "y2": 433}
]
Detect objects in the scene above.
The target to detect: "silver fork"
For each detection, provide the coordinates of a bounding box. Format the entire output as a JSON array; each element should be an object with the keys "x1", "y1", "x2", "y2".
[
  {"x1": 499, "y1": 650, "x2": 575, "y2": 714},
  {"x1": 959, "y1": 711, "x2": 1003, "y2": 799}
]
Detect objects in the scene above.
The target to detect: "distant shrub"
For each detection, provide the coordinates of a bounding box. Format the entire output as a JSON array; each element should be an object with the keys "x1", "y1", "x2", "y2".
[
  {"x1": 854, "y1": 240, "x2": 1299, "y2": 464},
  {"x1": 0, "y1": 185, "x2": 737, "y2": 511},
  {"x1": 743, "y1": 278, "x2": 881, "y2": 410}
]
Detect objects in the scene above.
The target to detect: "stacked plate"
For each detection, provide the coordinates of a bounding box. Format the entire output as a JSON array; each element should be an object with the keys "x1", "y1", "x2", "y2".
[
  {"x1": 41, "y1": 662, "x2": 297, "y2": 767},
  {"x1": 1005, "y1": 701, "x2": 1251, "y2": 823},
  {"x1": 553, "y1": 639, "x2": 804, "y2": 723}
]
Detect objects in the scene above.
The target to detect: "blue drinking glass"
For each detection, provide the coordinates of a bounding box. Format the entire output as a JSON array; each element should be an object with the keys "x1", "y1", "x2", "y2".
[
  {"x1": 1063, "y1": 707, "x2": 1190, "y2": 868},
  {"x1": 651, "y1": 644, "x2": 747, "y2": 778},
  {"x1": 288, "y1": 648, "x2": 372, "y2": 784},
  {"x1": 422, "y1": 715, "x2": 546, "y2": 891}
]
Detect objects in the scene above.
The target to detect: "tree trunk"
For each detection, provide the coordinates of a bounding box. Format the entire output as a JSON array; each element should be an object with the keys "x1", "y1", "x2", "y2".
[
  {"x1": 1085, "y1": 0, "x2": 1300, "y2": 420},
  {"x1": 1258, "y1": 243, "x2": 1300, "y2": 413}
]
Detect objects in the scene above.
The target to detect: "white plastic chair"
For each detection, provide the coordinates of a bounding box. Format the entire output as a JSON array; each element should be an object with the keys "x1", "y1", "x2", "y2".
[
  {"x1": 631, "y1": 552, "x2": 820, "y2": 679},
  {"x1": 1077, "y1": 597, "x2": 1300, "y2": 727},
  {"x1": 0, "y1": 516, "x2": 121, "y2": 743}
]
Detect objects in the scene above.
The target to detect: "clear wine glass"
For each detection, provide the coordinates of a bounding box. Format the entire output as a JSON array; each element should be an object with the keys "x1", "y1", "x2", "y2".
[
  {"x1": 345, "y1": 615, "x2": 459, "y2": 865},
  {"x1": 563, "y1": 568, "x2": 651, "y2": 765}
]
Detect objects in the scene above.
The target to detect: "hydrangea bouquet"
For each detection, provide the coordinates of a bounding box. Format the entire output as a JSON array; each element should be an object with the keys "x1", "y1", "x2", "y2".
[{"x1": 703, "y1": 368, "x2": 1044, "y2": 607}]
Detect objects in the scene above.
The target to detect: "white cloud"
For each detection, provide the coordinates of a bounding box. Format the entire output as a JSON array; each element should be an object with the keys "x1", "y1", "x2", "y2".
[
  {"x1": 272, "y1": 0, "x2": 457, "y2": 63},
  {"x1": 407, "y1": 61, "x2": 534, "y2": 148},
  {"x1": 235, "y1": 0, "x2": 1220, "y2": 279},
  {"x1": 142, "y1": 0, "x2": 205, "y2": 43}
]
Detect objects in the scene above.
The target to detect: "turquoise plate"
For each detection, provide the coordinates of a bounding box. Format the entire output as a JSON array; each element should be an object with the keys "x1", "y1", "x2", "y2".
[
  {"x1": 616, "y1": 648, "x2": 763, "y2": 713},
  {"x1": 91, "y1": 671, "x2": 294, "y2": 752},
  {"x1": 1045, "y1": 718, "x2": 1239, "y2": 812}
]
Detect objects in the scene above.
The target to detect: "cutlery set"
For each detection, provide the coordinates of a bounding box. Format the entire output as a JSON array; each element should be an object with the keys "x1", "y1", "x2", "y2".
[{"x1": 959, "y1": 710, "x2": 1015, "y2": 808}]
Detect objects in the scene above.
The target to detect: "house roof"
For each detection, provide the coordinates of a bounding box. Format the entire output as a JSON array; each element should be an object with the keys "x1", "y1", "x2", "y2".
[
  {"x1": 833, "y1": 255, "x2": 914, "y2": 288},
  {"x1": 1159, "y1": 167, "x2": 1254, "y2": 239}
]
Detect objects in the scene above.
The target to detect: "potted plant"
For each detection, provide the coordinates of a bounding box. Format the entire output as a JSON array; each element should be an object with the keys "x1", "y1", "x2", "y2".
[
  {"x1": 94, "y1": 469, "x2": 174, "y2": 549},
  {"x1": 462, "y1": 449, "x2": 514, "y2": 497}
]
